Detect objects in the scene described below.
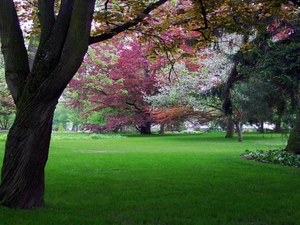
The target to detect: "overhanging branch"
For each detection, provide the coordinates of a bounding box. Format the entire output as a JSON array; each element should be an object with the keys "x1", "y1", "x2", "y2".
[
  {"x1": 89, "y1": 0, "x2": 168, "y2": 44},
  {"x1": 192, "y1": 0, "x2": 210, "y2": 40}
]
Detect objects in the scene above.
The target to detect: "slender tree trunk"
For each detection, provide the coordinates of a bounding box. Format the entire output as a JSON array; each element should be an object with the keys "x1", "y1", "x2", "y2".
[
  {"x1": 234, "y1": 121, "x2": 243, "y2": 142},
  {"x1": 225, "y1": 116, "x2": 234, "y2": 138},
  {"x1": 159, "y1": 123, "x2": 165, "y2": 134},
  {"x1": 274, "y1": 120, "x2": 282, "y2": 133},
  {"x1": 274, "y1": 101, "x2": 285, "y2": 133},
  {"x1": 258, "y1": 120, "x2": 264, "y2": 133},
  {"x1": 0, "y1": 98, "x2": 58, "y2": 208}
]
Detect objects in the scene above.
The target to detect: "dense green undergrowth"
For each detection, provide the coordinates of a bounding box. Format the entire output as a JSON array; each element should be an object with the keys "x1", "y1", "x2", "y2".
[
  {"x1": 0, "y1": 132, "x2": 299, "y2": 225},
  {"x1": 243, "y1": 149, "x2": 300, "y2": 167}
]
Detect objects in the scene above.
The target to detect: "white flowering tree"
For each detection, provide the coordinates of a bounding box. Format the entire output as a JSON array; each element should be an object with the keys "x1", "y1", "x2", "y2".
[{"x1": 145, "y1": 34, "x2": 243, "y2": 134}]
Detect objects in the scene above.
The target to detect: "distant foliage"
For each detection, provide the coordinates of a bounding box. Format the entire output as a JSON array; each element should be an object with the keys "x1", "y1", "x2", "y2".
[{"x1": 0, "y1": 67, "x2": 15, "y2": 129}]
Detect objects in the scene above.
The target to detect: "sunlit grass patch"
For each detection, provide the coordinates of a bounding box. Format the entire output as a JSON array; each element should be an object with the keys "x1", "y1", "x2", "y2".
[{"x1": 0, "y1": 132, "x2": 7, "y2": 142}]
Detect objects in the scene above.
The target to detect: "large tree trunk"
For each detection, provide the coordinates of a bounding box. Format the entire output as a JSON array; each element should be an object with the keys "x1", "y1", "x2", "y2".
[
  {"x1": 0, "y1": 98, "x2": 57, "y2": 208},
  {"x1": 0, "y1": 0, "x2": 96, "y2": 209},
  {"x1": 285, "y1": 109, "x2": 300, "y2": 154},
  {"x1": 225, "y1": 116, "x2": 234, "y2": 138},
  {"x1": 140, "y1": 122, "x2": 152, "y2": 134}
]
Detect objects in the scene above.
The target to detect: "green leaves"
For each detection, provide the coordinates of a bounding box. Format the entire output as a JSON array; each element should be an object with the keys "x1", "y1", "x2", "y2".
[{"x1": 243, "y1": 149, "x2": 300, "y2": 167}]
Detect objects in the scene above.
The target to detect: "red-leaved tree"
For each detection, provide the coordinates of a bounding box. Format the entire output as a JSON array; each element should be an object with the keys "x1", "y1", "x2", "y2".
[{"x1": 67, "y1": 38, "x2": 159, "y2": 134}]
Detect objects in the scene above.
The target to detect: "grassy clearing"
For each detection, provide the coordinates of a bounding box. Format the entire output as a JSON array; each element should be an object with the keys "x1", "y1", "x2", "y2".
[{"x1": 0, "y1": 132, "x2": 299, "y2": 225}]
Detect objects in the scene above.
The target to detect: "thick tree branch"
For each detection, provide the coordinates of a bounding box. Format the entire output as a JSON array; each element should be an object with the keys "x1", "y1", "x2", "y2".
[
  {"x1": 44, "y1": 0, "x2": 96, "y2": 98},
  {"x1": 38, "y1": 0, "x2": 55, "y2": 44},
  {"x1": 31, "y1": 0, "x2": 75, "y2": 88},
  {"x1": 89, "y1": 0, "x2": 168, "y2": 44},
  {"x1": 0, "y1": 0, "x2": 30, "y2": 103}
]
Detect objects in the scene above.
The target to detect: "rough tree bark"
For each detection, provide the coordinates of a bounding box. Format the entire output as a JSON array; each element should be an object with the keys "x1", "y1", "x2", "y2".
[
  {"x1": 0, "y1": 98, "x2": 57, "y2": 208},
  {"x1": 0, "y1": 0, "x2": 169, "y2": 209}
]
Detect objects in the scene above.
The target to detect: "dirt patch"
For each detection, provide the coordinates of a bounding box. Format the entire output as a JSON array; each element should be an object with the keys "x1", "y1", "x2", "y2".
[{"x1": 240, "y1": 154, "x2": 253, "y2": 161}]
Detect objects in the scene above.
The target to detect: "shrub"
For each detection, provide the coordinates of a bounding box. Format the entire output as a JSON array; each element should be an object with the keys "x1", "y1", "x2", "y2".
[{"x1": 243, "y1": 149, "x2": 300, "y2": 167}]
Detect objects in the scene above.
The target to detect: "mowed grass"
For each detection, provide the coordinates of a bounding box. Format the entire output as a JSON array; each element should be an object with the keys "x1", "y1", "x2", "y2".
[{"x1": 0, "y1": 132, "x2": 299, "y2": 225}]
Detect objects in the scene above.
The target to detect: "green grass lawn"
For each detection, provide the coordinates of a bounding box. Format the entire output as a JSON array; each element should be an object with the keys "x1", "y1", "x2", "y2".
[{"x1": 0, "y1": 132, "x2": 299, "y2": 225}]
